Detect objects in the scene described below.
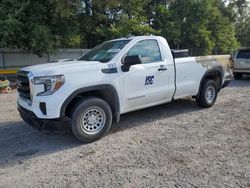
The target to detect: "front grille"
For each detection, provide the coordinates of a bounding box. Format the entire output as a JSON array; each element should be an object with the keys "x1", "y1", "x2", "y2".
[{"x1": 17, "y1": 70, "x2": 31, "y2": 100}]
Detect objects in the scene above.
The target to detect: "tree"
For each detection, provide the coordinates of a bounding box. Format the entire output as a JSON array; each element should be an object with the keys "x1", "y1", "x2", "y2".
[
  {"x1": 206, "y1": 0, "x2": 239, "y2": 53},
  {"x1": 0, "y1": 0, "x2": 80, "y2": 56},
  {"x1": 227, "y1": 0, "x2": 250, "y2": 47},
  {"x1": 108, "y1": 0, "x2": 156, "y2": 38},
  {"x1": 149, "y1": 0, "x2": 239, "y2": 55},
  {"x1": 0, "y1": 0, "x2": 244, "y2": 55},
  {"x1": 77, "y1": 0, "x2": 156, "y2": 48}
]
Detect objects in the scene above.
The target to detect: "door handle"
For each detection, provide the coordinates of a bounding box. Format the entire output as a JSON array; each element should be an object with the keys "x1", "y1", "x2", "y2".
[
  {"x1": 158, "y1": 68, "x2": 167, "y2": 71},
  {"x1": 158, "y1": 65, "x2": 167, "y2": 71}
]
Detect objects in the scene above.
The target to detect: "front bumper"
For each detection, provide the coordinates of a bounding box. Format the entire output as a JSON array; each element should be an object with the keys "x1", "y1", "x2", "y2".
[{"x1": 18, "y1": 104, "x2": 70, "y2": 132}]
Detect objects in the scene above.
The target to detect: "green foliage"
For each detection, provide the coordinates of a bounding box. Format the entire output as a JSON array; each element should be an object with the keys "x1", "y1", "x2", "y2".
[
  {"x1": 109, "y1": 15, "x2": 157, "y2": 38},
  {"x1": 0, "y1": 0, "x2": 248, "y2": 56},
  {"x1": 150, "y1": 4, "x2": 182, "y2": 47},
  {"x1": 236, "y1": 16, "x2": 250, "y2": 47},
  {"x1": 228, "y1": 0, "x2": 250, "y2": 47},
  {"x1": 206, "y1": 0, "x2": 240, "y2": 53},
  {"x1": 150, "y1": 0, "x2": 240, "y2": 55},
  {"x1": 0, "y1": 0, "x2": 80, "y2": 56}
]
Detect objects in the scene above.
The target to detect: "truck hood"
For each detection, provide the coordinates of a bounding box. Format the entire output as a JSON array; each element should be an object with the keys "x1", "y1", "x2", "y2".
[{"x1": 20, "y1": 60, "x2": 100, "y2": 76}]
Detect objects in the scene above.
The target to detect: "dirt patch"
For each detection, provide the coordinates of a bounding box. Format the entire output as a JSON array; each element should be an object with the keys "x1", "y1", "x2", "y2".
[{"x1": 0, "y1": 79, "x2": 249, "y2": 187}]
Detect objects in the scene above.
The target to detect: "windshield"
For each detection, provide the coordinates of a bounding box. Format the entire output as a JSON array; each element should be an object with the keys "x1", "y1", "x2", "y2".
[
  {"x1": 236, "y1": 50, "x2": 250, "y2": 59},
  {"x1": 78, "y1": 39, "x2": 131, "y2": 62}
]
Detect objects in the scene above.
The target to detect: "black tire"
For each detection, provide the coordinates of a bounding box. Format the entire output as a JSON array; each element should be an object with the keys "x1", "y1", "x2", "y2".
[
  {"x1": 196, "y1": 79, "x2": 218, "y2": 108},
  {"x1": 233, "y1": 72, "x2": 243, "y2": 80},
  {"x1": 70, "y1": 97, "x2": 112, "y2": 143}
]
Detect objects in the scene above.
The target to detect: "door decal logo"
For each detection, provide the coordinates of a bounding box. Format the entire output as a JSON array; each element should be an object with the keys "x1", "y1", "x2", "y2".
[{"x1": 145, "y1": 75, "x2": 154, "y2": 85}]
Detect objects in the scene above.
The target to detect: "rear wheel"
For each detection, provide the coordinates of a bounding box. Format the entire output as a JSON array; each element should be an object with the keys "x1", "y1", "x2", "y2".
[
  {"x1": 233, "y1": 72, "x2": 243, "y2": 80},
  {"x1": 70, "y1": 97, "x2": 112, "y2": 143},
  {"x1": 196, "y1": 79, "x2": 218, "y2": 108}
]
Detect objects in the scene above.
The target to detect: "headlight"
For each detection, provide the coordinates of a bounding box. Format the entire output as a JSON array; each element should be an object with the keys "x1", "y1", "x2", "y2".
[{"x1": 33, "y1": 75, "x2": 64, "y2": 96}]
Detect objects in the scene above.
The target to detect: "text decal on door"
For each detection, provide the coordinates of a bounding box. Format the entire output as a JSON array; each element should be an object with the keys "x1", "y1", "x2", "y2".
[{"x1": 145, "y1": 75, "x2": 155, "y2": 85}]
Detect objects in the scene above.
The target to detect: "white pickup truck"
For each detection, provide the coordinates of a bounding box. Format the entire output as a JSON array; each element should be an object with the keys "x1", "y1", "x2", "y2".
[{"x1": 17, "y1": 36, "x2": 229, "y2": 142}]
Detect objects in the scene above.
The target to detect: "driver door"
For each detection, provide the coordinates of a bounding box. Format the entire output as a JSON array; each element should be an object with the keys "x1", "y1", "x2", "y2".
[{"x1": 119, "y1": 39, "x2": 175, "y2": 112}]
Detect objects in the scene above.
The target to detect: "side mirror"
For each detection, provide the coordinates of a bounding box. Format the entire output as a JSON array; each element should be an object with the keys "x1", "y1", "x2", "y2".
[{"x1": 121, "y1": 55, "x2": 142, "y2": 72}]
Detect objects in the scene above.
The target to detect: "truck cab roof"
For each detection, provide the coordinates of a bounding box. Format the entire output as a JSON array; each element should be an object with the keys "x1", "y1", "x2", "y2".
[{"x1": 110, "y1": 35, "x2": 164, "y2": 42}]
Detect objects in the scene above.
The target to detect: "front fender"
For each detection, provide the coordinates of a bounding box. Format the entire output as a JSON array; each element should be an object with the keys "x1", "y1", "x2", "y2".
[{"x1": 60, "y1": 84, "x2": 120, "y2": 122}]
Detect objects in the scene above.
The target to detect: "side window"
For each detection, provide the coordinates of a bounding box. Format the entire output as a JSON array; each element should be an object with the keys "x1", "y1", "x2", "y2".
[{"x1": 126, "y1": 40, "x2": 162, "y2": 64}]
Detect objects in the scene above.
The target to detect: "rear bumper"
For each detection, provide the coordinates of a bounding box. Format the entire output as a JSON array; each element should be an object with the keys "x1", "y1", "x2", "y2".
[{"x1": 18, "y1": 104, "x2": 70, "y2": 132}]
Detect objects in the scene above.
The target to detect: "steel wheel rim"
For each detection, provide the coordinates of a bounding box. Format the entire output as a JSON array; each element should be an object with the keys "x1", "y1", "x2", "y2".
[
  {"x1": 206, "y1": 86, "x2": 216, "y2": 104},
  {"x1": 81, "y1": 106, "x2": 106, "y2": 135}
]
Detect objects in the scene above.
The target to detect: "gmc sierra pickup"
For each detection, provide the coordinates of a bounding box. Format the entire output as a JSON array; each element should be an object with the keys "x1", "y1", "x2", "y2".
[{"x1": 17, "y1": 36, "x2": 229, "y2": 142}]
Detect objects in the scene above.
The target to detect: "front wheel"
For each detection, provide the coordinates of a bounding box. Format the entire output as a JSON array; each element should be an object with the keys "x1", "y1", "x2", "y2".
[
  {"x1": 196, "y1": 79, "x2": 218, "y2": 108},
  {"x1": 70, "y1": 97, "x2": 112, "y2": 143}
]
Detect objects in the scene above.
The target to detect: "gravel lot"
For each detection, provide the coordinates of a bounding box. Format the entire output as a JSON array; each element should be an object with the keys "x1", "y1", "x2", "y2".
[{"x1": 0, "y1": 79, "x2": 249, "y2": 188}]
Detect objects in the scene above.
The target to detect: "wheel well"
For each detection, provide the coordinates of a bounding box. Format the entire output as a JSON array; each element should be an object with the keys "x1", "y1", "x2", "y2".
[
  {"x1": 203, "y1": 70, "x2": 222, "y2": 89},
  {"x1": 64, "y1": 88, "x2": 119, "y2": 122},
  {"x1": 197, "y1": 70, "x2": 222, "y2": 98}
]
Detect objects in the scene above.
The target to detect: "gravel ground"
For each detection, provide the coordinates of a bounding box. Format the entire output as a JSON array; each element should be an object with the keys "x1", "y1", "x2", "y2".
[{"x1": 0, "y1": 79, "x2": 249, "y2": 188}]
